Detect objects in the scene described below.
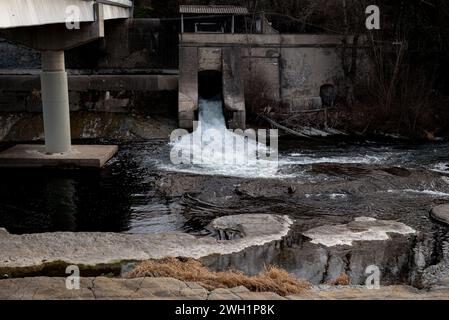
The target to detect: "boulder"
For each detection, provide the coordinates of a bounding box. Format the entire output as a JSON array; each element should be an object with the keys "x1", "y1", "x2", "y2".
[{"x1": 430, "y1": 204, "x2": 449, "y2": 225}]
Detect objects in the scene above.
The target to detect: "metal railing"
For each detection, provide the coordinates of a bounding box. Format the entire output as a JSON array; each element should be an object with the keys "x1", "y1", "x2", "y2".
[{"x1": 82, "y1": 0, "x2": 133, "y2": 9}]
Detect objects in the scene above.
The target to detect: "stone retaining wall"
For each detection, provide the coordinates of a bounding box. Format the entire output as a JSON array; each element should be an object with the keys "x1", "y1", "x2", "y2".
[{"x1": 0, "y1": 74, "x2": 178, "y2": 115}]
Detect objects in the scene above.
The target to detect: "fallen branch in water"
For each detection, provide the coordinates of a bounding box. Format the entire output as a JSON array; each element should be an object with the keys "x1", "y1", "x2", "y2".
[
  {"x1": 258, "y1": 115, "x2": 314, "y2": 138},
  {"x1": 259, "y1": 115, "x2": 348, "y2": 138},
  {"x1": 286, "y1": 107, "x2": 337, "y2": 119}
]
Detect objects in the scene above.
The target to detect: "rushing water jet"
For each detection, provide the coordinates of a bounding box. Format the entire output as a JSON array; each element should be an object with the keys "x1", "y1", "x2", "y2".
[{"x1": 169, "y1": 97, "x2": 278, "y2": 177}]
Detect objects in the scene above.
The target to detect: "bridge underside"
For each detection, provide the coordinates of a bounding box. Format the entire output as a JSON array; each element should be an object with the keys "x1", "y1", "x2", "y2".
[
  {"x1": 0, "y1": 0, "x2": 131, "y2": 29},
  {"x1": 0, "y1": 0, "x2": 132, "y2": 167}
]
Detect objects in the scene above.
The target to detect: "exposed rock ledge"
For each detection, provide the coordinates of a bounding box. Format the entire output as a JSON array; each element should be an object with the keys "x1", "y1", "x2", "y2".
[
  {"x1": 0, "y1": 277, "x2": 448, "y2": 300},
  {"x1": 0, "y1": 214, "x2": 292, "y2": 272},
  {"x1": 303, "y1": 217, "x2": 416, "y2": 247}
]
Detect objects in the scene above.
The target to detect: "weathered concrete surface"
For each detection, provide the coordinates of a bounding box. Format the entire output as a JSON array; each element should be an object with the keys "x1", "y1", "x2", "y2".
[
  {"x1": 0, "y1": 74, "x2": 178, "y2": 114},
  {"x1": 198, "y1": 48, "x2": 222, "y2": 72},
  {"x1": 288, "y1": 285, "x2": 449, "y2": 300},
  {"x1": 1, "y1": 277, "x2": 448, "y2": 300},
  {"x1": 0, "y1": 74, "x2": 178, "y2": 92},
  {"x1": 0, "y1": 113, "x2": 177, "y2": 142},
  {"x1": 180, "y1": 33, "x2": 371, "y2": 116},
  {"x1": 303, "y1": 217, "x2": 416, "y2": 247},
  {"x1": 0, "y1": 277, "x2": 209, "y2": 300},
  {"x1": 0, "y1": 2, "x2": 107, "y2": 51},
  {"x1": 0, "y1": 144, "x2": 118, "y2": 168},
  {"x1": 0, "y1": 276, "x2": 286, "y2": 300},
  {"x1": 0, "y1": 214, "x2": 292, "y2": 274},
  {"x1": 178, "y1": 46, "x2": 198, "y2": 129},
  {"x1": 223, "y1": 47, "x2": 246, "y2": 129},
  {"x1": 430, "y1": 204, "x2": 449, "y2": 225},
  {"x1": 0, "y1": 0, "x2": 131, "y2": 29}
]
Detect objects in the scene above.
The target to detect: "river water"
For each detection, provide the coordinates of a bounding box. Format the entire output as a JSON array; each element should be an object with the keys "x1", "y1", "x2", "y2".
[{"x1": 1, "y1": 99, "x2": 449, "y2": 286}]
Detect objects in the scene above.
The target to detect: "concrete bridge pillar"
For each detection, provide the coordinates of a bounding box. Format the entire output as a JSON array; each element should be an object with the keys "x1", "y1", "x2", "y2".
[{"x1": 40, "y1": 51, "x2": 71, "y2": 154}]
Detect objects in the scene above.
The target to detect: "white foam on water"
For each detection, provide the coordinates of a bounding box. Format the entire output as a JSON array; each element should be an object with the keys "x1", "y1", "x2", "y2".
[
  {"x1": 304, "y1": 193, "x2": 348, "y2": 199},
  {"x1": 162, "y1": 98, "x2": 279, "y2": 178},
  {"x1": 286, "y1": 153, "x2": 388, "y2": 165},
  {"x1": 160, "y1": 98, "x2": 446, "y2": 178},
  {"x1": 387, "y1": 189, "x2": 449, "y2": 197},
  {"x1": 431, "y1": 162, "x2": 449, "y2": 173}
]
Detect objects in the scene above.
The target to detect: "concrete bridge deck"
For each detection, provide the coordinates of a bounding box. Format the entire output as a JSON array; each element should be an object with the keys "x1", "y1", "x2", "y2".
[{"x1": 0, "y1": 0, "x2": 132, "y2": 29}]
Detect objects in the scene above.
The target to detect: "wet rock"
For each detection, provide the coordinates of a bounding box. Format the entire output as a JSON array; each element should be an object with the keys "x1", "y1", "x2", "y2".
[
  {"x1": 302, "y1": 217, "x2": 416, "y2": 247},
  {"x1": 210, "y1": 214, "x2": 290, "y2": 241},
  {"x1": 381, "y1": 167, "x2": 412, "y2": 177},
  {"x1": 421, "y1": 240, "x2": 449, "y2": 288},
  {"x1": 205, "y1": 228, "x2": 417, "y2": 286},
  {"x1": 0, "y1": 214, "x2": 292, "y2": 275},
  {"x1": 430, "y1": 204, "x2": 449, "y2": 225},
  {"x1": 438, "y1": 277, "x2": 449, "y2": 286},
  {"x1": 310, "y1": 164, "x2": 373, "y2": 176},
  {"x1": 0, "y1": 228, "x2": 8, "y2": 236}
]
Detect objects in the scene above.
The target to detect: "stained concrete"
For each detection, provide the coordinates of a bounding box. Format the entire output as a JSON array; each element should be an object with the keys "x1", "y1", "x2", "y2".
[
  {"x1": 0, "y1": 214, "x2": 292, "y2": 273},
  {"x1": 0, "y1": 144, "x2": 118, "y2": 168},
  {"x1": 179, "y1": 33, "x2": 371, "y2": 118},
  {"x1": 288, "y1": 284, "x2": 449, "y2": 300},
  {"x1": 1, "y1": 277, "x2": 448, "y2": 300},
  {"x1": 0, "y1": 277, "x2": 209, "y2": 300},
  {"x1": 0, "y1": 113, "x2": 177, "y2": 142}
]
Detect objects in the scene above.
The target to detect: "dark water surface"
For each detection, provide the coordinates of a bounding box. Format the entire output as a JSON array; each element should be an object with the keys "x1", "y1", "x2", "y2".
[{"x1": 1, "y1": 139, "x2": 449, "y2": 235}]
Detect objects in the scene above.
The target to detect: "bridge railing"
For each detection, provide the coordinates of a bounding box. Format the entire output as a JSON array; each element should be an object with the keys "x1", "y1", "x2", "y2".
[{"x1": 83, "y1": 0, "x2": 133, "y2": 9}]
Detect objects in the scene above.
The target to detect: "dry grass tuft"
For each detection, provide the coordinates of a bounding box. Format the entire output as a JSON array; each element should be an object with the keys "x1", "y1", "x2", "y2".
[
  {"x1": 126, "y1": 258, "x2": 310, "y2": 296},
  {"x1": 327, "y1": 273, "x2": 351, "y2": 286}
]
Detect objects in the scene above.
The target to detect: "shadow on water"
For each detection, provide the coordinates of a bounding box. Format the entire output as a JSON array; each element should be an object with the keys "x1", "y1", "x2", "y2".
[{"x1": 0, "y1": 167, "x2": 135, "y2": 234}]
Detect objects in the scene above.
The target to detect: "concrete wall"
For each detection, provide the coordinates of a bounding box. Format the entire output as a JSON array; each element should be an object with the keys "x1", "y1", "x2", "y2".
[
  {"x1": 279, "y1": 46, "x2": 343, "y2": 111},
  {"x1": 0, "y1": 74, "x2": 178, "y2": 115},
  {"x1": 178, "y1": 43, "x2": 246, "y2": 129},
  {"x1": 179, "y1": 33, "x2": 371, "y2": 117},
  {"x1": 0, "y1": 19, "x2": 178, "y2": 70}
]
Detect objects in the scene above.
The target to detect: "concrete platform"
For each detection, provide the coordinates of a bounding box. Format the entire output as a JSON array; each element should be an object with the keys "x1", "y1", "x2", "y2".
[{"x1": 0, "y1": 144, "x2": 118, "y2": 168}]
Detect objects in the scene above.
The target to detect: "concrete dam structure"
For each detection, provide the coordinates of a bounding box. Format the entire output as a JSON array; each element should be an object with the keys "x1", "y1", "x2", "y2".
[
  {"x1": 0, "y1": 3, "x2": 370, "y2": 165},
  {"x1": 177, "y1": 5, "x2": 368, "y2": 130}
]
